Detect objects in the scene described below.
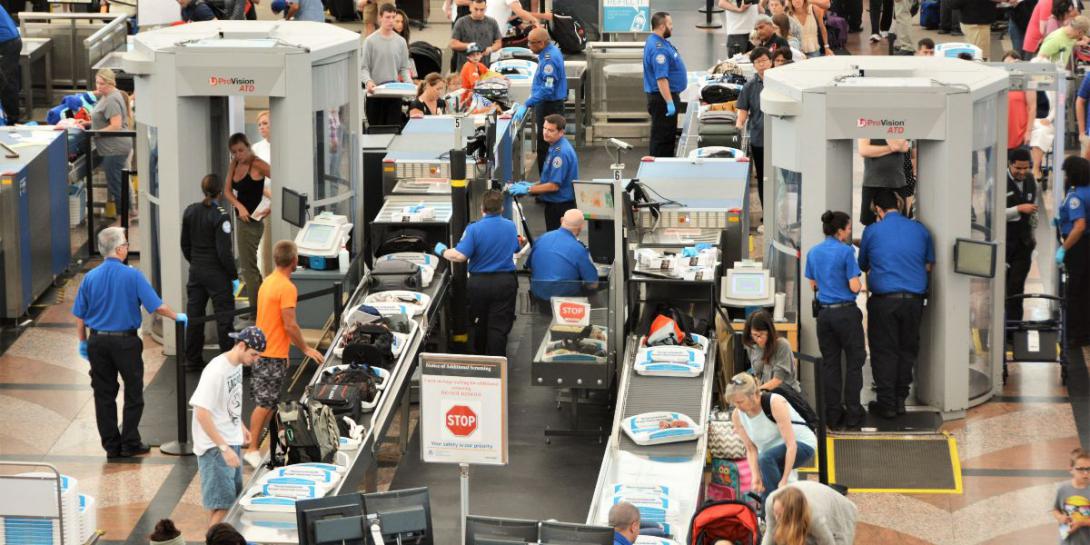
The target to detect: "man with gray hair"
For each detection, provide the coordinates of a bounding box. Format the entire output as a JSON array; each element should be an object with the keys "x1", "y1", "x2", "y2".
[
  {"x1": 73, "y1": 227, "x2": 187, "y2": 459},
  {"x1": 608, "y1": 501, "x2": 641, "y2": 545}
]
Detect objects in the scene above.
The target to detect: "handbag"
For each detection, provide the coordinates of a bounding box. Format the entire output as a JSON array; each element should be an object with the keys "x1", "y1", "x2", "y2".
[{"x1": 707, "y1": 409, "x2": 747, "y2": 460}]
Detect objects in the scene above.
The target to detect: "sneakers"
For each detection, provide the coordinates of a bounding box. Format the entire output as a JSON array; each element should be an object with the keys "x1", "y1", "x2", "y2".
[
  {"x1": 243, "y1": 450, "x2": 264, "y2": 469},
  {"x1": 869, "y1": 33, "x2": 881, "y2": 43},
  {"x1": 880, "y1": 30, "x2": 889, "y2": 38}
]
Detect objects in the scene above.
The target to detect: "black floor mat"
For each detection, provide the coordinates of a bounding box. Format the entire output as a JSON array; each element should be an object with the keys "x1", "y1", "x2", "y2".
[{"x1": 830, "y1": 435, "x2": 961, "y2": 493}]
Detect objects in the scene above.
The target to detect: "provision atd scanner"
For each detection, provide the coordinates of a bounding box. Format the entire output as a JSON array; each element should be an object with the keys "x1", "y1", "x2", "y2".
[
  {"x1": 123, "y1": 21, "x2": 362, "y2": 347},
  {"x1": 759, "y1": 56, "x2": 1039, "y2": 416},
  {"x1": 295, "y1": 212, "x2": 353, "y2": 271},
  {"x1": 720, "y1": 260, "x2": 776, "y2": 308}
]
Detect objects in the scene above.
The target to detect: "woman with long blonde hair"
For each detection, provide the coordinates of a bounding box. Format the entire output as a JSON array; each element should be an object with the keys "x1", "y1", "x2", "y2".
[{"x1": 772, "y1": 487, "x2": 812, "y2": 545}]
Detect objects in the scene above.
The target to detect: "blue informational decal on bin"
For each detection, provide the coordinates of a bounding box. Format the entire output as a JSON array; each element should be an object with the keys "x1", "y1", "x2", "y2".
[{"x1": 603, "y1": 0, "x2": 651, "y2": 33}]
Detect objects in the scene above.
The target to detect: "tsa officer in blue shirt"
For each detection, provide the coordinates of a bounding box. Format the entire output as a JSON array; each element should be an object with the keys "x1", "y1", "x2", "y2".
[
  {"x1": 858, "y1": 189, "x2": 935, "y2": 419},
  {"x1": 510, "y1": 114, "x2": 578, "y2": 232},
  {"x1": 1058, "y1": 156, "x2": 1090, "y2": 349},
  {"x1": 529, "y1": 209, "x2": 599, "y2": 307},
  {"x1": 435, "y1": 190, "x2": 521, "y2": 357},
  {"x1": 804, "y1": 211, "x2": 866, "y2": 430},
  {"x1": 520, "y1": 27, "x2": 568, "y2": 174},
  {"x1": 608, "y1": 502, "x2": 640, "y2": 545},
  {"x1": 0, "y1": 6, "x2": 22, "y2": 124},
  {"x1": 643, "y1": 11, "x2": 688, "y2": 157},
  {"x1": 72, "y1": 227, "x2": 187, "y2": 459}
]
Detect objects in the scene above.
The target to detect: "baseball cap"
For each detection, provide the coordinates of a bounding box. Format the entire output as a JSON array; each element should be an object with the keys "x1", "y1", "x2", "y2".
[
  {"x1": 271, "y1": 0, "x2": 286, "y2": 13},
  {"x1": 466, "y1": 42, "x2": 483, "y2": 55},
  {"x1": 229, "y1": 326, "x2": 267, "y2": 352}
]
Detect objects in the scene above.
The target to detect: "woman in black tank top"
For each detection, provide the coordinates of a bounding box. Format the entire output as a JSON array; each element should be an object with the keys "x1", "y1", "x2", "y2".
[{"x1": 224, "y1": 134, "x2": 271, "y2": 222}]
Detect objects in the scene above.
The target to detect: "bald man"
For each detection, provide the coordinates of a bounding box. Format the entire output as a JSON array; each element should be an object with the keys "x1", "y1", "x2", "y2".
[
  {"x1": 521, "y1": 27, "x2": 568, "y2": 174},
  {"x1": 608, "y1": 502, "x2": 641, "y2": 545},
  {"x1": 528, "y1": 209, "x2": 599, "y2": 308}
]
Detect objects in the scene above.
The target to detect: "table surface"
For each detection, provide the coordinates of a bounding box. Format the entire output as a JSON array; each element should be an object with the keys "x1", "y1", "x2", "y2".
[{"x1": 20, "y1": 37, "x2": 51, "y2": 57}]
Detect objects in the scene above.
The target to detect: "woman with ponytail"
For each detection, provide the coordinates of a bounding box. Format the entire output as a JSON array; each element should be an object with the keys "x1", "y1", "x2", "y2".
[{"x1": 408, "y1": 72, "x2": 448, "y2": 117}]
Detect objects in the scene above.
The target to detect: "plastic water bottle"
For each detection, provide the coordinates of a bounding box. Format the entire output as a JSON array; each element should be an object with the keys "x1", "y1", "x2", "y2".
[{"x1": 338, "y1": 246, "x2": 350, "y2": 273}]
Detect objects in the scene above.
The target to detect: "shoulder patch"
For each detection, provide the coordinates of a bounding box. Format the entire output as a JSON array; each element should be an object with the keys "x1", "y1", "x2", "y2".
[
  {"x1": 222, "y1": 221, "x2": 232, "y2": 234},
  {"x1": 544, "y1": 64, "x2": 554, "y2": 74},
  {"x1": 1072, "y1": 197, "x2": 1083, "y2": 209},
  {"x1": 656, "y1": 53, "x2": 666, "y2": 64},
  {"x1": 552, "y1": 156, "x2": 563, "y2": 169}
]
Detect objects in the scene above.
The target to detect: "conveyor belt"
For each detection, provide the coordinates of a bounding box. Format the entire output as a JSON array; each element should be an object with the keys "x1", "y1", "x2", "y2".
[{"x1": 617, "y1": 374, "x2": 707, "y2": 458}]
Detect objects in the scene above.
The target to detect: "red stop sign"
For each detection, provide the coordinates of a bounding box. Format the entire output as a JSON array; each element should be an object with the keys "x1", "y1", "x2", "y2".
[{"x1": 445, "y1": 405, "x2": 478, "y2": 437}]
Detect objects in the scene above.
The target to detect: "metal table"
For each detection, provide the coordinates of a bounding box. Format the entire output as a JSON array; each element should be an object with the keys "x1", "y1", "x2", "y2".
[{"x1": 19, "y1": 37, "x2": 53, "y2": 120}]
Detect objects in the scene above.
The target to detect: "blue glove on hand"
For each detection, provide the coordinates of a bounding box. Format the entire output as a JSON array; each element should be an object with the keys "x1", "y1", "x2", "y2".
[
  {"x1": 232, "y1": 279, "x2": 240, "y2": 293},
  {"x1": 434, "y1": 242, "x2": 448, "y2": 256},
  {"x1": 681, "y1": 247, "x2": 698, "y2": 257},
  {"x1": 694, "y1": 243, "x2": 713, "y2": 251},
  {"x1": 78, "y1": 340, "x2": 88, "y2": 360},
  {"x1": 665, "y1": 100, "x2": 677, "y2": 117},
  {"x1": 176, "y1": 313, "x2": 188, "y2": 326},
  {"x1": 509, "y1": 182, "x2": 531, "y2": 196},
  {"x1": 513, "y1": 105, "x2": 527, "y2": 123},
  {"x1": 1053, "y1": 217, "x2": 1062, "y2": 229},
  {"x1": 1057, "y1": 246, "x2": 1067, "y2": 264}
]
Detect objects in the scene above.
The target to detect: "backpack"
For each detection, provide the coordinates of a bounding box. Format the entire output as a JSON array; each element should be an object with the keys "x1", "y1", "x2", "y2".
[
  {"x1": 701, "y1": 82, "x2": 742, "y2": 105},
  {"x1": 645, "y1": 305, "x2": 706, "y2": 347},
  {"x1": 548, "y1": 13, "x2": 587, "y2": 55},
  {"x1": 824, "y1": 11, "x2": 849, "y2": 50},
  {"x1": 920, "y1": 0, "x2": 940, "y2": 29},
  {"x1": 375, "y1": 229, "x2": 430, "y2": 257},
  {"x1": 370, "y1": 259, "x2": 424, "y2": 292},
  {"x1": 760, "y1": 389, "x2": 819, "y2": 431},
  {"x1": 197, "y1": 0, "x2": 227, "y2": 19},
  {"x1": 309, "y1": 383, "x2": 362, "y2": 436},
  {"x1": 341, "y1": 323, "x2": 395, "y2": 369},
  {"x1": 275, "y1": 400, "x2": 339, "y2": 465}
]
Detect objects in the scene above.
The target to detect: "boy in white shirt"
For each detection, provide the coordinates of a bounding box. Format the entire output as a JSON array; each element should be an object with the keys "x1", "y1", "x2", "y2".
[{"x1": 190, "y1": 326, "x2": 265, "y2": 525}]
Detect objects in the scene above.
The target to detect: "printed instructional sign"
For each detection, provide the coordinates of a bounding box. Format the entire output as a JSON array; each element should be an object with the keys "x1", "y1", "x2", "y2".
[
  {"x1": 420, "y1": 353, "x2": 508, "y2": 465},
  {"x1": 603, "y1": 0, "x2": 651, "y2": 33}
]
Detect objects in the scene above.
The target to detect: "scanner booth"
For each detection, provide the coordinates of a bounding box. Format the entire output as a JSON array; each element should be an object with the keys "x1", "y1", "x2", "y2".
[
  {"x1": 123, "y1": 22, "x2": 362, "y2": 348},
  {"x1": 761, "y1": 57, "x2": 1013, "y2": 417}
]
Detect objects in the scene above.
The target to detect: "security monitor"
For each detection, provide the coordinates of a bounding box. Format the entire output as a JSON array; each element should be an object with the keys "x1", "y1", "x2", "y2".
[{"x1": 953, "y1": 238, "x2": 997, "y2": 278}]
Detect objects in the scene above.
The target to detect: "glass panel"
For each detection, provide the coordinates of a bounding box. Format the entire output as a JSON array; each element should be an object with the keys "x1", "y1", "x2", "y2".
[
  {"x1": 529, "y1": 278, "x2": 613, "y2": 371},
  {"x1": 147, "y1": 126, "x2": 159, "y2": 198},
  {"x1": 771, "y1": 167, "x2": 802, "y2": 322},
  {"x1": 968, "y1": 145, "x2": 995, "y2": 399},
  {"x1": 147, "y1": 125, "x2": 161, "y2": 293},
  {"x1": 314, "y1": 104, "x2": 353, "y2": 221}
]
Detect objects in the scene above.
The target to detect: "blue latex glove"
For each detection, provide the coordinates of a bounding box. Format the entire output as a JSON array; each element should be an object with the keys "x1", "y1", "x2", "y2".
[
  {"x1": 513, "y1": 105, "x2": 527, "y2": 123},
  {"x1": 434, "y1": 242, "x2": 448, "y2": 256},
  {"x1": 78, "y1": 340, "x2": 88, "y2": 360},
  {"x1": 681, "y1": 247, "x2": 698, "y2": 257},
  {"x1": 176, "y1": 313, "x2": 188, "y2": 326},
  {"x1": 1053, "y1": 217, "x2": 1062, "y2": 228},
  {"x1": 694, "y1": 243, "x2": 713, "y2": 251},
  {"x1": 665, "y1": 100, "x2": 677, "y2": 117},
  {"x1": 1057, "y1": 246, "x2": 1067, "y2": 264},
  {"x1": 509, "y1": 182, "x2": 531, "y2": 196},
  {"x1": 232, "y1": 279, "x2": 240, "y2": 293}
]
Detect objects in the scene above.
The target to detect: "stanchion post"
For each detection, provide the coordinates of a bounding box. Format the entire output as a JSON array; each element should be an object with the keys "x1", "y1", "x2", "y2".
[
  {"x1": 813, "y1": 355, "x2": 829, "y2": 485},
  {"x1": 333, "y1": 281, "x2": 344, "y2": 327},
  {"x1": 696, "y1": 0, "x2": 724, "y2": 29},
  {"x1": 85, "y1": 135, "x2": 96, "y2": 257},
  {"x1": 161, "y1": 319, "x2": 194, "y2": 456},
  {"x1": 459, "y1": 463, "x2": 469, "y2": 545},
  {"x1": 120, "y1": 168, "x2": 130, "y2": 235}
]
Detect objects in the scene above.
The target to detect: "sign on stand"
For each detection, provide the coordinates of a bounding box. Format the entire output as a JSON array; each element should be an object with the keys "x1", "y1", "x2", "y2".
[
  {"x1": 420, "y1": 353, "x2": 508, "y2": 545},
  {"x1": 602, "y1": 0, "x2": 651, "y2": 33}
]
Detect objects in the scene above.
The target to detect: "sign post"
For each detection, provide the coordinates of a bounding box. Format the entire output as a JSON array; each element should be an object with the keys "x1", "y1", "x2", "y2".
[{"x1": 419, "y1": 353, "x2": 509, "y2": 545}]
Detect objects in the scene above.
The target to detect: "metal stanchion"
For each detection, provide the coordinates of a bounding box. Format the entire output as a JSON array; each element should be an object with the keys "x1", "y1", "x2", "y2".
[
  {"x1": 333, "y1": 281, "x2": 344, "y2": 326},
  {"x1": 697, "y1": 0, "x2": 724, "y2": 29},
  {"x1": 160, "y1": 319, "x2": 193, "y2": 456}
]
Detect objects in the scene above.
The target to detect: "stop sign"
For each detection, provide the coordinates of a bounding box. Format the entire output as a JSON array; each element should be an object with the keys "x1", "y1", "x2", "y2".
[{"x1": 445, "y1": 405, "x2": 478, "y2": 437}]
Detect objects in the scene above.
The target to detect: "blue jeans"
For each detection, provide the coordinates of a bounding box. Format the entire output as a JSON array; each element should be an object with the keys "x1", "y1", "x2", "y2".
[
  {"x1": 1008, "y1": 11, "x2": 1026, "y2": 58},
  {"x1": 198, "y1": 445, "x2": 243, "y2": 510},
  {"x1": 99, "y1": 154, "x2": 127, "y2": 207},
  {"x1": 758, "y1": 442, "x2": 815, "y2": 502}
]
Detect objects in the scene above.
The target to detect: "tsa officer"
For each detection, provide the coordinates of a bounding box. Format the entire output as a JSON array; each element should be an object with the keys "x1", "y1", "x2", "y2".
[
  {"x1": 529, "y1": 209, "x2": 599, "y2": 307},
  {"x1": 518, "y1": 27, "x2": 568, "y2": 174},
  {"x1": 1005, "y1": 147, "x2": 1038, "y2": 323},
  {"x1": 73, "y1": 227, "x2": 187, "y2": 459},
  {"x1": 182, "y1": 174, "x2": 239, "y2": 369},
  {"x1": 509, "y1": 114, "x2": 578, "y2": 232},
  {"x1": 1058, "y1": 156, "x2": 1090, "y2": 350},
  {"x1": 435, "y1": 189, "x2": 521, "y2": 357},
  {"x1": 804, "y1": 211, "x2": 866, "y2": 429},
  {"x1": 643, "y1": 11, "x2": 688, "y2": 157},
  {"x1": 858, "y1": 189, "x2": 935, "y2": 419}
]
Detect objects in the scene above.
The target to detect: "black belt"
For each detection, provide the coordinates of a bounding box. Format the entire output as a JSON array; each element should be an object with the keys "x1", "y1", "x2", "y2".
[
  {"x1": 90, "y1": 329, "x2": 138, "y2": 337},
  {"x1": 820, "y1": 302, "x2": 855, "y2": 309},
  {"x1": 872, "y1": 292, "x2": 923, "y2": 299},
  {"x1": 470, "y1": 271, "x2": 516, "y2": 276}
]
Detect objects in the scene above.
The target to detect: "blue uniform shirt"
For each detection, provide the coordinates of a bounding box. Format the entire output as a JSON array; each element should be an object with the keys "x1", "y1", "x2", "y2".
[
  {"x1": 0, "y1": 7, "x2": 18, "y2": 43},
  {"x1": 642, "y1": 33, "x2": 688, "y2": 94},
  {"x1": 538, "y1": 137, "x2": 578, "y2": 203},
  {"x1": 455, "y1": 213, "x2": 520, "y2": 274},
  {"x1": 73, "y1": 258, "x2": 163, "y2": 331},
  {"x1": 858, "y1": 211, "x2": 935, "y2": 295},
  {"x1": 805, "y1": 237, "x2": 861, "y2": 305},
  {"x1": 526, "y1": 43, "x2": 567, "y2": 107},
  {"x1": 529, "y1": 228, "x2": 597, "y2": 301},
  {"x1": 613, "y1": 532, "x2": 633, "y2": 545},
  {"x1": 1059, "y1": 186, "x2": 1090, "y2": 236}
]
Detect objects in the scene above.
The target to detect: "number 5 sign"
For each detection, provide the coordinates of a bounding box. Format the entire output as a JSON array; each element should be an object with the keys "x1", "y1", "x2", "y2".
[{"x1": 419, "y1": 353, "x2": 508, "y2": 465}]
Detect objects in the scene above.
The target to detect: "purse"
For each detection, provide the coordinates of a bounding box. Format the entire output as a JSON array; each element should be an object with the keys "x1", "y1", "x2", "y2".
[{"x1": 707, "y1": 409, "x2": 747, "y2": 460}]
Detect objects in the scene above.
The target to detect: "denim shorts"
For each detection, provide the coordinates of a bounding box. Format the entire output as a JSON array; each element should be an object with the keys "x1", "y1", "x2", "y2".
[
  {"x1": 198, "y1": 445, "x2": 243, "y2": 510},
  {"x1": 251, "y1": 357, "x2": 288, "y2": 408}
]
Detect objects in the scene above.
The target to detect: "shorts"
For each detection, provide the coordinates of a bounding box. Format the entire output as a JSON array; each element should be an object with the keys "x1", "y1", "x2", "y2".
[
  {"x1": 1030, "y1": 119, "x2": 1055, "y2": 151},
  {"x1": 198, "y1": 446, "x2": 243, "y2": 510},
  {"x1": 362, "y1": 0, "x2": 395, "y2": 24},
  {"x1": 252, "y1": 357, "x2": 288, "y2": 408}
]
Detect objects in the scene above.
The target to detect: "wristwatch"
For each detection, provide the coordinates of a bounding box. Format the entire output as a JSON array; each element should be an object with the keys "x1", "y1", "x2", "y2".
[{"x1": 217, "y1": 444, "x2": 229, "y2": 453}]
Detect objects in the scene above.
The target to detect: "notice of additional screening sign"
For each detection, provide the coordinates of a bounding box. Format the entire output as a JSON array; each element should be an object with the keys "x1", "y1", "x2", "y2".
[{"x1": 419, "y1": 353, "x2": 508, "y2": 465}]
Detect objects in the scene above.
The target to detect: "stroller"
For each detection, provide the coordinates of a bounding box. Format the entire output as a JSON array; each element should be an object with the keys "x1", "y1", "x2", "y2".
[{"x1": 688, "y1": 499, "x2": 761, "y2": 545}]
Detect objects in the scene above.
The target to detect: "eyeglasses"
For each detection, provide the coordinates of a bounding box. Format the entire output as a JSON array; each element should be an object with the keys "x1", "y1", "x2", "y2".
[
  {"x1": 730, "y1": 377, "x2": 747, "y2": 386},
  {"x1": 1074, "y1": 467, "x2": 1090, "y2": 472}
]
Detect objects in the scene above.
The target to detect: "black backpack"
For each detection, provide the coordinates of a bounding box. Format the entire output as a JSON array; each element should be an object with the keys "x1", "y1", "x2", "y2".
[
  {"x1": 375, "y1": 229, "x2": 430, "y2": 257},
  {"x1": 370, "y1": 259, "x2": 423, "y2": 291},
  {"x1": 341, "y1": 323, "x2": 395, "y2": 369},
  {"x1": 548, "y1": 13, "x2": 587, "y2": 55},
  {"x1": 272, "y1": 400, "x2": 339, "y2": 465},
  {"x1": 760, "y1": 389, "x2": 819, "y2": 431}
]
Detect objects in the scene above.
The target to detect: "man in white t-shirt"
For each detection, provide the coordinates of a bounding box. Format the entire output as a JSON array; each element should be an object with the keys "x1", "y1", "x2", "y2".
[
  {"x1": 486, "y1": 0, "x2": 549, "y2": 36},
  {"x1": 720, "y1": 0, "x2": 760, "y2": 57},
  {"x1": 190, "y1": 325, "x2": 265, "y2": 525}
]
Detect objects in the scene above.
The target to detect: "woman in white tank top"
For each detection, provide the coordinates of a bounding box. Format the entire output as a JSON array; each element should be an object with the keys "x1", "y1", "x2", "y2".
[{"x1": 727, "y1": 372, "x2": 818, "y2": 502}]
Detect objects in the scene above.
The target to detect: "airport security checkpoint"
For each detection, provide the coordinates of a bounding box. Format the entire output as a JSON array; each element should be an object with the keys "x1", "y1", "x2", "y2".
[{"x1": 2, "y1": 2, "x2": 1090, "y2": 545}]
